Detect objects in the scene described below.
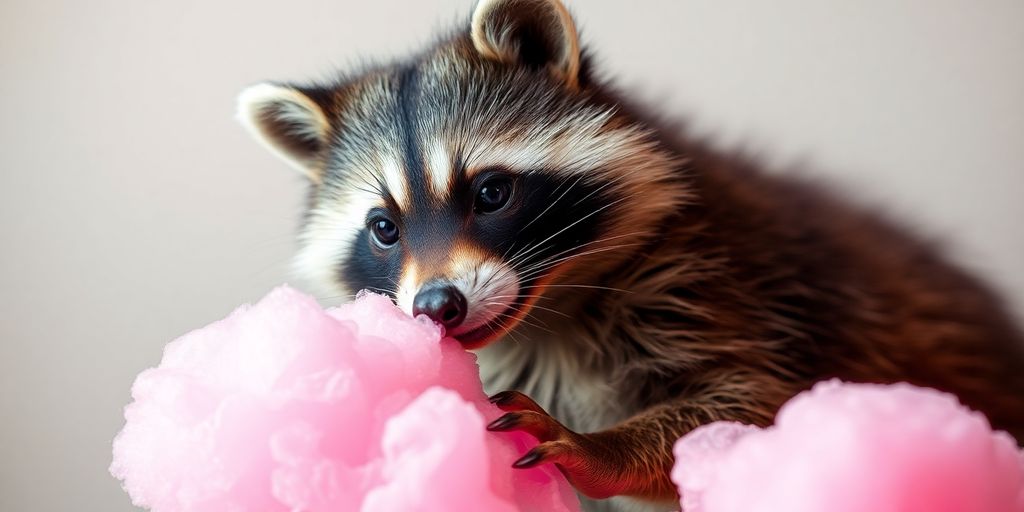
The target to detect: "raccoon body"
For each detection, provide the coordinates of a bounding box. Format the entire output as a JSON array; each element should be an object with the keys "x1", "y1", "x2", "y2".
[{"x1": 238, "y1": 1, "x2": 1024, "y2": 510}]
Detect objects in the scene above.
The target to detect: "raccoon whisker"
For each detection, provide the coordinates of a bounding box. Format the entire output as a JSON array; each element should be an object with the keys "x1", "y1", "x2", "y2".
[
  {"x1": 488, "y1": 294, "x2": 551, "y2": 301},
  {"x1": 354, "y1": 169, "x2": 391, "y2": 202},
  {"x1": 511, "y1": 235, "x2": 645, "y2": 277},
  {"x1": 477, "y1": 247, "x2": 553, "y2": 297},
  {"x1": 508, "y1": 209, "x2": 636, "y2": 271},
  {"x1": 504, "y1": 306, "x2": 557, "y2": 333},
  {"x1": 493, "y1": 314, "x2": 523, "y2": 347},
  {"x1": 567, "y1": 165, "x2": 638, "y2": 208},
  {"x1": 386, "y1": 277, "x2": 411, "y2": 305},
  {"x1": 515, "y1": 243, "x2": 645, "y2": 281},
  {"x1": 506, "y1": 244, "x2": 554, "y2": 273},
  {"x1": 481, "y1": 234, "x2": 642, "y2": 297},
  {"x1": 509, "y1": 301, "x2": 571, "y2": 319},
  {"x1": 347, "y1": 171, "x2": 386, "y2": 197},
  {"x1": 364, "y1": 286, "x2": 398, "y2": 296},
  {"x1": 471, "y1": 265, "x2": 523, "y2": 305},
  {"x1": 512, "y1": 195, "x2": 633, "y2": 269},
  {"x1": 503, "y1": 204, "x2": 619, "y2": 272},
  {"x1": 506, "y1": 196, "x2": 633, "y2": 269},
  {"x1": 505, "y1": 238, "x2": 552, "y2": 269},
  {"x1": 512, "y1": 231, "x2": 645, "y2": 275},
  {"x1": 480, "y1": 241, "x2": 559, "y2": 293},
  {"x1": 367, "y1": 169, "x2": 390, "y2": 193},
  {"x1": 352, "y1": 185, "x2": 383, "y2": 196},
  {"x1": 517, "y1": 173, "x2": 588, "y2": 234},
  {"x1": 350, "y1": 170, "x2": 385, "y2": 194},
  {"x1": 521, "y1": 283, "x2": 634, "y2": 294},
  {"x1": 507, "y1": 209, "x2": 634, "y2": 270},
  {"x1": 520, "y1": 241, "x2": 642, "y2": 272},
  {"x1": 479, "y1": 298, "x2": 537, "y2": 340},
  {"x1": 485, "y1": 306, "x2": 554, "y2": 333},
  {"x1": 497, "y1": 240, "x2": 533, "y2": 270}
]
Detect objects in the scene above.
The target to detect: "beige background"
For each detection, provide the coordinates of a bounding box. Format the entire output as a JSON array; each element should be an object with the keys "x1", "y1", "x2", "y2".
[{"x1": 1, "y1": 0, "x2": 1022, "y2": 510}]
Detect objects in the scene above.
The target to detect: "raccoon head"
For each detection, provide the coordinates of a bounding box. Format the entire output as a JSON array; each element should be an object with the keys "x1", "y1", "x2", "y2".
[{"x1": 237, "y1": 0, "x2": 686, "y2": 348}]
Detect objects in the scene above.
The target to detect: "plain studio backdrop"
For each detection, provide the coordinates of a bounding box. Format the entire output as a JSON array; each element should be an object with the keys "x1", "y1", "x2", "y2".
[{"x1": 1, "y1": 0, "x2": 1021, "y2": 510}]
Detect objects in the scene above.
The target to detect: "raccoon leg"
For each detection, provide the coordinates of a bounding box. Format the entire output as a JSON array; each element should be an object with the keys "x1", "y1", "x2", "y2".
[
  {"x1": 487, "y1": 390, "x2": 682, "y2": 500},
  {"x1": 487, "y1": 376, "x2": 787, "y2": 502}
]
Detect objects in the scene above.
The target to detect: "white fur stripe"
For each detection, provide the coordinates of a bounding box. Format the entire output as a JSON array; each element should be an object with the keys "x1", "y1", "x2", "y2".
[
  {"x1": 426, "y1": 140, "x2": 451, "y2": 200},
  {"x1": 396, "y1": 263, "x2": 420, "y2": 315},
  {"x1": 380, "y1": 158, "x2": 409, "y2": 209},
  {"x1": 290, "y1": 189, "x2": 382, "y2": 302}
]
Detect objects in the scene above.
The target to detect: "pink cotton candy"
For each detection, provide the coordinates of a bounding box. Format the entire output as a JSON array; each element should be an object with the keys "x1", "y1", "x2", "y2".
[
  {"x1": 110, "y1": 285, "x2": 580, "y2": 512},
  {"x1": 672, "y1": 380, "x2": 1024, "y2": 512}
]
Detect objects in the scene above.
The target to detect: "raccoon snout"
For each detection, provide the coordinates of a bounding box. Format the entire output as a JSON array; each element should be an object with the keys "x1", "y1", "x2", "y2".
[{"x1": 412, "y1": 283, "x2": 468, "y2": 329}]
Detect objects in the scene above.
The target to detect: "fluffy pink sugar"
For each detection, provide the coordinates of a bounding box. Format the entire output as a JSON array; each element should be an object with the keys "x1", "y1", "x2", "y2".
[
  {"x1": 110, "y1": 285, "x2": 580, "y2": 512},
  {"x1": 672, "y1": 380, "x2": 1024, "y2": 512},
  {"x1": 671, "y1": 421, "x2": 761, "y2": 512},
  {"x1": 361, "y1": 386, "x2": 518, "y2": 511}
]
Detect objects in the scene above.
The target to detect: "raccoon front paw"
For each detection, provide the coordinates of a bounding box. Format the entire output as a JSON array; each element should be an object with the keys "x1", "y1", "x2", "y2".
[{"x1": 486, "y1": 390, "x2": 624, "y2": 500}]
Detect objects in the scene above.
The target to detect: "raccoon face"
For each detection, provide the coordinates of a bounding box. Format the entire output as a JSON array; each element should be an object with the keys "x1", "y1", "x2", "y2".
[{"x1": 238, "y1": 0, "x2": 684, "y2": 348}]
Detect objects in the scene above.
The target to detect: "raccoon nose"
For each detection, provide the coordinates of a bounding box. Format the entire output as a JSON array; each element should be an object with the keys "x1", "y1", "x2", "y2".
[{"x1": 412, "y1": 284, "x2": 467, "y2": 329}]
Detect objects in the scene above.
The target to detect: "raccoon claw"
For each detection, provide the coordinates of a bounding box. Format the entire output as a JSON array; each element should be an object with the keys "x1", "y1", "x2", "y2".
[
  {"x1": 486, "y1": 410, "x2": 567, "y2": 441},
  {"x1": 511, "y1": 440, "x2": 578, "y2": 468},
  {"x1": 512, "y1": 447, "x2": 545, "y2": 468},
  {"x1": 488, "y1": 390, "x2": 546, "y2": 413},
  {"x1": 487, "y1": 391, "x2": 614, "y2": 498},
  {"x1": 487, "y1": 391, "x2": 570, "y2": 441}
]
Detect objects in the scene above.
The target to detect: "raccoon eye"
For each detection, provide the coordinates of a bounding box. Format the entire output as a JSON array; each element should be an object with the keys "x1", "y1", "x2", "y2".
[
  {"x1": 475, "y1": 177, "x2": 513, "y2": 214},
  {"x1": 370, "y1": 218, "x2": 399, "y2": 248}
]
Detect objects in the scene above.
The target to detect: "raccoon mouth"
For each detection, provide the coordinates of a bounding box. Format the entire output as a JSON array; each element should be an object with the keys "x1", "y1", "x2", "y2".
[
  {"x1": 453, "y1": 320, "x2": 504, "y2": 348},
  {"x1": 452, "y1": 297, "x2": 528, "y2": 349},
  {"x1": 450, "y1": 271, "x2": 567, "y2": 349}
]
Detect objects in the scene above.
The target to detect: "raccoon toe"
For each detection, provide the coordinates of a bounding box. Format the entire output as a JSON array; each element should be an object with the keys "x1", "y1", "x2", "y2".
[
  {"x1": 487, "y1": 410, "x2": 568, "y2": 442},
  {"x1": 488, "y1": 390, "x2": 546, "y2": 413}
]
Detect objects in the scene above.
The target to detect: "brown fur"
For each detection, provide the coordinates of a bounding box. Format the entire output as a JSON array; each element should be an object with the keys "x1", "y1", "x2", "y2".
[
  {"x1": 506, "y1": 128, "x2": 1024, "y2": 502},
  {"x1": 238, "y1": 1, "x2": 1024, "y2": 507}
]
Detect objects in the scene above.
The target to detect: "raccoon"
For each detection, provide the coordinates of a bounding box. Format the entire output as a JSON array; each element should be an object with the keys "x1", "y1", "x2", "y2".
[{"x1": 236, "y1": 0, "x2": 1024, "y2": 510}]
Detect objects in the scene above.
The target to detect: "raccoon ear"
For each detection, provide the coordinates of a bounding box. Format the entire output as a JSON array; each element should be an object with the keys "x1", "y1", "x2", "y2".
[
  {"x1": 470, "y1": 0, "x2": 581, "y2": 89},
  {"x1": 236, "y1": 83, "x2": 332, "y2": 182}
]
